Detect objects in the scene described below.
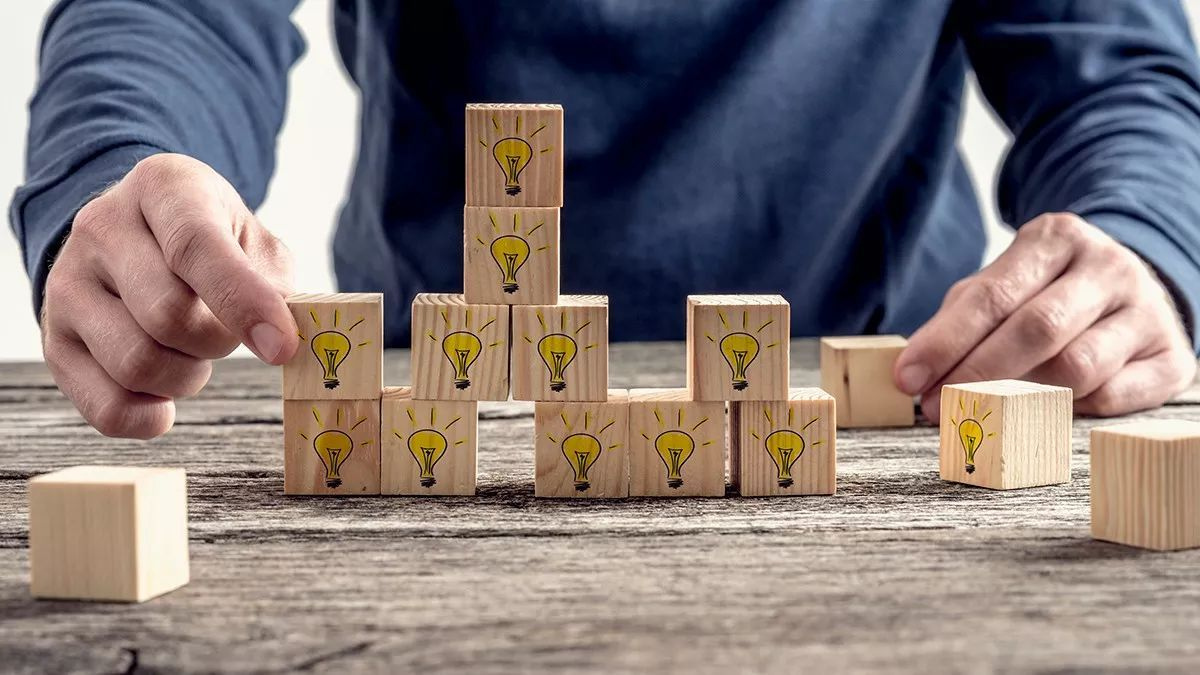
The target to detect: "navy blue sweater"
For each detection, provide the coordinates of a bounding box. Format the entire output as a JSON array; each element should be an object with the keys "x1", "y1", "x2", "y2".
[{"x1": 12, "y1": 0, "x2": 1200, "y2": 348}]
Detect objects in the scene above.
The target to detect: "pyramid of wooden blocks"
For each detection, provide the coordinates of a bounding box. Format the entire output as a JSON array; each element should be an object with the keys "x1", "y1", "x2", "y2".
[
  {"x1": 731, "y1": 389, "x2": 836, "y2": 497},
  {"x1": 939, "y1": 380, "x2": 1071, "y2": 490},
  {"x1": 410, "y1": 293, "x2": 510, "y2": 401},
  {"x1": 381, "y1": 387, "x2": 478, "y2": 496},
  {"x1": 29, "y1": 466, "x2": 189, "y2": 602},
  {"x1": 535, "y1": 390, "x2": 629, "y2": 498},
  {"x1": 464, "y1": 206, "x2": 559, "y2": 305},
  {"x1": 512, "y1": 295, "x2": 609, "y2": 402},
  {"x1": 1091, "y1": 420, "x2": 1200, "y2": 551},
  {"x1": 628, "y1": 389, "x2": 726, "y2": 497},
  {"x1": 466, "y1": 103, "x2": 563, "y2": 207},
  {"x1": 687, "y1": 295, "x2": 790, "y2": 402},
  {"x1": 283, "y1": 293, "x2": 384, "y2": 495},
  {"x1": 819, "y1": 335, "x2": 914, "y2": 428}
]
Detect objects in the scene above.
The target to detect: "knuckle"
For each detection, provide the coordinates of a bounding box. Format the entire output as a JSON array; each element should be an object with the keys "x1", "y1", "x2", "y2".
[
  {"x1": 1027, "y1": 213, "x2": 1087, "y2": 244},
  {"x1": 113, "y1": 336, "x2": 163, "y2": 390},
  {"x1": 70, "y1": 197, "x2": 117, "y2": 243},
  {"x1": 159, "y1": 217, "x2": 208, "y2": 276},
  {"x1": 1018, "y1": 301, "x2": 1070, "y2": 346},
  {"x1": 1084, "y1": 388, "x2": 1123, "y2": 417},
  {"x1": 968, "y1": 278, "x2": 1021, "y2": 322},
  {"x1": 142, "y1": 288, "x2": 199, "y2": 344},
  {"x1": 1056, "y1": 342, "x2": 1099, "y2": 388},
  {"x1": 129, "y1": 153, "x2": 189, "y2": 190}
]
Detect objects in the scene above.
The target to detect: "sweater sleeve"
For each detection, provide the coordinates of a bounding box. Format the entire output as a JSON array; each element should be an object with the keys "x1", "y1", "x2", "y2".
[
  {"x1": 960, "y1": 0, "x2": 1200, "y2": 351},
  {"x1": 8, "y1": 0, "x2": 304, "y2": 317}
]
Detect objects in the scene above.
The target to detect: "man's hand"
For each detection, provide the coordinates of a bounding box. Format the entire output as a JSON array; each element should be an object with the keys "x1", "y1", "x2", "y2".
[
  {"x1": 41, "y1": 153, "x2": 299, "y2": 438},
  {"x1": 895, "y1": 213, "x2": 1196, "y2": 420}
]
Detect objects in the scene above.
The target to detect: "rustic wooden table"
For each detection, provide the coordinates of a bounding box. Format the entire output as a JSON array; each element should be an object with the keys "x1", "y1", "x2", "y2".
[{"x1": 2, "y1": 340, "x2": 1200, "y2": 673}]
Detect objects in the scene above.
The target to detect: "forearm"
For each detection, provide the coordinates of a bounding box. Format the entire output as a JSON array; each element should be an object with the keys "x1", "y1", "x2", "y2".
[{"x1": 9, "y1": 0, "x2": 303, "y2": 316}]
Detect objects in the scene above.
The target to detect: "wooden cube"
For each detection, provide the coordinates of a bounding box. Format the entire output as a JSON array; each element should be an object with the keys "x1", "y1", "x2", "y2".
[
  {"x1": 411, "y1": 294, "x2": 510, "y2": 401},
  {"x1": 512, "y1": 295, "x2": 608, "y2": 402},
  {"x1": 687, "y1": 295, "x2": 790, "y2": 402},
  {"x1": 534, "y1": 391, "x2": 629, "y2": 498},
  {"x1": 1091, "y1": 420, "x2": 1200, "y2": 551},
  {"x1": 731, "y1": 389, "x2": 836, "y2": 497},
  {"x1": 466, "y1": 103, "x2": 563, "y2": 207},
  {"x1": 381, "y1": 387, "x2": 478, "y2": 496},
  {"x1": 628, "y1": 389, "x2": 726, "y2": 497},
  {"x1": 29, "y1": 466, "x2": 189, "y2": 602},
  {"x1": 284, "y1": 399, "x2": 381, "y2": 495},
  {"x1": 283, "y1": 293, "x2": 383, "y2": 400},
  {"x1": 820, "y1": 335, "x2": 914, "y2": 428},
  {"x1": 939, "y1": 380, "x2": 1071, "y2": 490},
  {"x1": 464, "y1": 206, "x2": 560, "y2": 306}
]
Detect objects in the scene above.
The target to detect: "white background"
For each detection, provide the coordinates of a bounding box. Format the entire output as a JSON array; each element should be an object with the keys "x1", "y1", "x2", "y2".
[{"x1": 0, "y1": 1, "x2": 1196, "y2": 361}]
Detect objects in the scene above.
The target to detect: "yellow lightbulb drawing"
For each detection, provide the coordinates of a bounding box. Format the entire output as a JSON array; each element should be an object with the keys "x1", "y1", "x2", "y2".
[
  {"x1": 492, "y1": 138, "x2": 533, "y2": 196},
  {"x1": 654, "y1": 430, "x2": 695, "y2": 490},
  {"x1": 538, "y1": 334, "x2": 578, "y2": 392},
  {"x1": 706, "y1": 310, "x2": 779, "y2": 392},
  {"x1": 298, "y1": 309, "x2": 371, "y2": 391},
  {"x1": 313, "y1": 430, "x2": 353, "y2": 488},
  {"x1": 478, "y1": 113, "x2": 554, "y2": 198},
  {"x1": 547, "y1": 411, "x2": 620, "y2": 493},
  {"x1": 720, "y1": 333, "x2": 760, "y2": 392},
  {"x1": 638, "y1": 406, "x2": 714, "y2": 490},
  {"x1": 950, "y1": 398, "x2": 994, "y2": 475},
  {"x1": 393, "y1": 406, "x2": 468, "y2": 490},
  {"x1": 764, "y1": 430, "x2": 804, "y2": 488},
  {"x1": 441, "y1": 331, "x2": 483, "y2": 390},
  {"x1": 311, "y1": 331, "x2": 351, "y2": 390},
  {"x1": 524, "y1": 310, "x2": 598, "y2": 394},
  {"x1": 298, "y1": 405, "x2": 374, "y2": 490},
  {"x1": 561, "y1": 433, "x2": 602, "y2": 492},
  {"x1": 425, "y1": 308, "x2": 503, "y2": 391},
  {"x1": 407, "y1": 429, "x2": 448, "y2": 488},
  {"x1": 490, "y1": 235, "x2": 531, "y2": 293},
  {"x1": 751, "y1": 408, "x2": 822, "y2": 489}
]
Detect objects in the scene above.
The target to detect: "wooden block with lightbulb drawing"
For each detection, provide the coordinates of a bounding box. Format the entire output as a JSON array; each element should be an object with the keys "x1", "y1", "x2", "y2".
[
  {"x1": 731, "y1": 388, "x2": 836, "y2": 497},
  {"x1": 819, "y1": 335, "x2": 914, "y2": 428},
  {"x1": 466, "y1": 103, "x2": 563, "y2": 207},
  {"x1": 463, "y1": 206, "x2": 559, "y2": 306},
  {"x1": 534, "y1": 390, "x2": 630, "y2": 498},
  {"x1": 410, "y1": 294, "x2": 510, "y2": 401},
  {"x1": 283, "y1": 293, "x2": 383, "y2": 400},
  {"x1": 687, "y1": 295, "x2": 790, "y2": 402},
  {"x1": 628, "y1": 389, "x2": 727, "y2": 497},
  {"x1": 1090, "y1": 420, "x2": 1200, "y2": 551},
  {"x1": 511, "y1": 296, "x2": 609, "y2": 402},
  {"x1": 283, "y1": 399, "x2": 381, "y2": 495},
  {"x1": 381, "y1": 387, "x2": 478, "y2": 496},
  {"x1": 938, "y1": 380, "x2": 1072, "y2": 490}
]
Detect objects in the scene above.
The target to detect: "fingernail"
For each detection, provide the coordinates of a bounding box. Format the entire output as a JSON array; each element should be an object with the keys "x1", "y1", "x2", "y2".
[
  {"x1": 897, "y1": 363, "x2": 931, "y2": 395},
  {"x1": 250, "y1": 323, "x2": 285, "y2": 363}
]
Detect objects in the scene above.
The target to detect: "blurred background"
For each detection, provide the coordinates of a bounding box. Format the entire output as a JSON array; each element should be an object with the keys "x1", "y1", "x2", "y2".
[{"x1": 1, "y1": 1, "x2": 1197, "y2": 361}]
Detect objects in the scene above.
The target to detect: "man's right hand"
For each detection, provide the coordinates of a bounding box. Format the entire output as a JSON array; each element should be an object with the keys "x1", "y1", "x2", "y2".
[{"x1": 41, "y1": 153, "x2": 299, "y2": 439}]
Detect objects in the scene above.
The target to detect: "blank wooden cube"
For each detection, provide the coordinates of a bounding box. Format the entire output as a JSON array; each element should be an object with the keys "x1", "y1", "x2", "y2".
[
  {"x1": 284, "y1": 293, "x2": 383, "y2": 400},
  {"x1": 464, "y1": 206, "x2": 560, "y2": 306},
  {"x1": 512, "y1": 295, "x2": 608, "y2": 402},
  {"x1": 628, "y1": 389, "x2": 726, "y2": 497},
  {"x1": 284, "y1": 399, "x2": 381, "y2": 495},
  {"x1": 29, "y1": 466, "x2": 189, "y2": 602},
  {"x1": 411, "y1": 294, "x2": 510, "y2": 401},
  {"x1": 1091, "y1": 420, "x2": 1200, "y2": 551},
  {"x1": 381, "y1": 387, "x2": 478, "y2": 496},
  {"x1": 687, "y1": 295, "x2": 790, "y2": 402},
  {"x1": 535, "y1": 391, "x2": 629, "y2": 498},
  {"x1": 466, "y1": 103, "x2": 563, "y2": 207},
  {"x1": 820, "y1": 335, "x2": 914, "y2": 428},
  {"x1": 731, "y1": 389, "x2": 836, "y2": 497},
  {"x1": 939, "y1": 380, "x2": 1071, "y2": 490}
]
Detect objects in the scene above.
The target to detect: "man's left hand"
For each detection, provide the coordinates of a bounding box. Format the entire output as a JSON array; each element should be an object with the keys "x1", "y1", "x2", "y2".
[{"x1": 894, "y1": 212, "x2": 1196, "y2": 420}]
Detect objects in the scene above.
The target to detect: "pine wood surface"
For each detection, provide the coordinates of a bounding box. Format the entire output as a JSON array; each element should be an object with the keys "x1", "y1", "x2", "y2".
[{"x1": 3, "y1": 341, "x2": 1200, "y2": 672}]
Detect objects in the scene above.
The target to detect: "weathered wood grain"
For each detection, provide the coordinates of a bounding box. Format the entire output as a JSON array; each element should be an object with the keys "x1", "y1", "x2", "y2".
[{"x1": 2, "y1": 341, "x2": 1200, "y2": 673}]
